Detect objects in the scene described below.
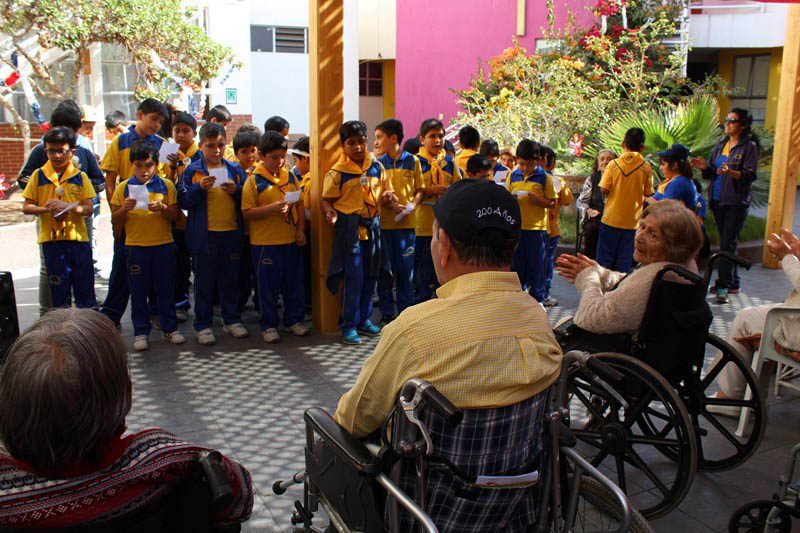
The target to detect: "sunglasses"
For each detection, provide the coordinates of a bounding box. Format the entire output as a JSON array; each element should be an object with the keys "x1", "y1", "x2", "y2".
[{"x1": 724, "y1": 118, "x2": 741, "y2": 124}]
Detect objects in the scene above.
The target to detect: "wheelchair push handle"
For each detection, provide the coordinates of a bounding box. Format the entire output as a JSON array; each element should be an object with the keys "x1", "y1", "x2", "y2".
[
  {"x1": 199, "y1": 451, "x2": 234, "y2": 511},
  {"x1": 401, "y1": 379, "x2": 463, "y2": 426},
  {"x1": 585, "y1": 356, "x2": 626, "y2": 386}
]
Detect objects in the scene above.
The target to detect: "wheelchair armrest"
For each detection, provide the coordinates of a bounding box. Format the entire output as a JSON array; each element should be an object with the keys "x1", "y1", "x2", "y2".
[
  {"x1": 559, "y1": 422, "x2": 578, "y2": 448},
  {"x1": 199, "y1": 451, "x2": 234, "y2": 512},
  {"x1": 760, "y1": 306, "x2": 800, "y2": 352},
  {"x1": 304, "y1": 407, "x2": 381, "y2": 477}
]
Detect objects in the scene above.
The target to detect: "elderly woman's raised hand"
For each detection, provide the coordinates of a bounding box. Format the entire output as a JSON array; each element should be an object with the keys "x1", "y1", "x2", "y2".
[
  {"x1": 767, "y1": 228, "x2": 800, "y2": 261},
  {"x1": 555, "y1": 253, "x2": 596, "y2": 284}
]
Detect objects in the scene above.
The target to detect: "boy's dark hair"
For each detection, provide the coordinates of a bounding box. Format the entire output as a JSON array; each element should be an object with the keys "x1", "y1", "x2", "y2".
[
  {"x1": 43, "y1": 126, "x2": 77, "y2": 149},
  {"x1": 259, "y1": 131, "x2": 289, "y2": 153},
  {"x1": 516, "y1": 139, "x2": 541, "y2": 161},
  {"x1": 623, "y1": 127, "x2": 646, "y2": 151},
  {"x1": 339, "y1": 120, "x2": 367, "y2": 143},
  {"x1": 418, "y1": 118, "x2": 444, "y2": 138},
  {"x1": 158, "y1": 103, "x2": 176, "y2": 138},
  {"x1": 375, "y1": 118, "x2": 404, "y2": 144},
  {"x1": 137, "y1": 98, "x2": 169, "y2": 120},
  {"x1": 264, "y1": 116, "x2": 290, "y2": 134},
  {"x1": 444, "y1": 140, "x2": 455, "y2": 154},
  {"x1": 541, "y1": 146, "x2": 557, "y2": 168},
  {"x1": 467, "y1": 154, "x2": 492, "y2": 175},
  {"x1": 236, "y1": 123, "x2": 262, "y2": 136},
  {"x1": 234, "y1": 131, "x2": 260, "y2": 153},
  {"x1": 293, "y1": 135, "x2": 310, "y2": 155},
  {"x1": 402, "y1": 138, "x2": 421, "y2": 155},
  {"x1": 50, "y1": 103, "x2": 83, "y2": 132},
  {"x1": 105, "y1": 110, "x2": 126, "y2": 130},
  {"x1": 199, "y1": 122, "x2": 227, "y2": 143},
  {"x1": 129, "y1": 140, "x2": 159, "y2": 163},
  {"x1": 458, "y1": 125, "x2": 480, "y2": 150},
  {"x1": 451, "y1": 228, "x2": 517, "y2": 268},
  {"x1": 479, "y1": 139, "x2": 500, "y2": 158},
  {"x1": 172, "y1": 111, "x2": 197, "y2": 132},
  {"x1": 205, "y1": 105, "x2": 232, "y2": 123}
]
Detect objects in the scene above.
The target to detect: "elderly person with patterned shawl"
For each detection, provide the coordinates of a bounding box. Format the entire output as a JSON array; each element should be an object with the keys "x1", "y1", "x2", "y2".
[{"x1": 0, "y1": 309, "x2": 253, "y2": 530}]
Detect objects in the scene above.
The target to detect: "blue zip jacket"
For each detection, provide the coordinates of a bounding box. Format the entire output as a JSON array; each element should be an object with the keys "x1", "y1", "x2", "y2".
[{"x1": 178, "y1": 157, "x2": 246, "y2": 254}]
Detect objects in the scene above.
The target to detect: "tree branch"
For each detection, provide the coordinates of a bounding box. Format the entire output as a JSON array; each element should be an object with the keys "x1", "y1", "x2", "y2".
[{"x1": 13, "y1": 42, "x2": 64, "y2": 98}]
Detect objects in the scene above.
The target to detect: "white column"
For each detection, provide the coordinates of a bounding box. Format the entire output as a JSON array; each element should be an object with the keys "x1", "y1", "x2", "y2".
[{"x1": 87, "y1": 43, "x2": 105, "y2": 156}]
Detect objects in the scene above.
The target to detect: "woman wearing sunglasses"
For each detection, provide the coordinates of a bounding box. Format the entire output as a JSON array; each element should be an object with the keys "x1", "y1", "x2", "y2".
[{"x1": 691, "y1": 108, "x2": 760, "y2": 304}]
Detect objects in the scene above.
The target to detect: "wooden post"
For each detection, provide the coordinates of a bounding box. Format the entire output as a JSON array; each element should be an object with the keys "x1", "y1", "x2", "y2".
[
  {"x1": 763, "y1": 4, "x2": 800, "y2": 268},
  {"x1": 309, "y1": 0, "x2": 343, "y2": 332},
  {"x1": 516, "y1": 0, "x2": 526, "y2": 36}
]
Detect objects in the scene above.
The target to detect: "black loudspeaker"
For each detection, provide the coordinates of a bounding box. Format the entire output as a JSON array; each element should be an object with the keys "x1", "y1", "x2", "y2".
[{"x1": 0, "y1": 272, "x2": 20, "y2": 363}]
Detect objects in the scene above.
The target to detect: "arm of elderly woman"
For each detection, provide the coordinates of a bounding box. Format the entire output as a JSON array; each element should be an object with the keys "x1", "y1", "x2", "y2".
[
  {"x1": 572, "y1": 263, "x2": 666, "y2": 335},
  {"x1": 769, "y1": 229, "x2": 800, "y2": 294},
  {"x1": 556, "y1": 254, "x2": 624, "y2": 289}
]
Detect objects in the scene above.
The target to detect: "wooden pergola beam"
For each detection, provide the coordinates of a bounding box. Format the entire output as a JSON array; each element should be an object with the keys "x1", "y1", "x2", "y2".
[
  {"x1": 309, "y1": 0, "x2": 343, "y2": 332},
  {"x1": 763, "y1": 4, "x2": 800, "y2": 268}
]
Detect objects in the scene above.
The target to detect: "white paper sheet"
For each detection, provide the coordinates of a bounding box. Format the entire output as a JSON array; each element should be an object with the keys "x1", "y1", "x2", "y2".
[
  {"x1": 552, "y1": 176, "x2": 562, "y2": 194},
  {"x1": 513, "y1": 190, "x2": 529, "y2": 197},
  {"x1": 394, "y1": 203, "x2": 415, "y2": 222},
  {"x1": 493, "y1": 169, "x2": 508, "y2": 184},
  {"x1": 128, "y1": 184, "x2": 151, "y2": 211},
  {"x1": 158, "y1": 142, "x2": 180, "y2": 163},
  {"x1": 284, "y1": 190, "x2": 301, "y2": 203},
  {"x1": 54, "y1": 201, "x2": 79, "y2": 218},
  {"x1": 495, "y1": 181, "x2": 508, "y2": 189},
  {"x1": 208, "y1": 167, "x2": 229, "y2": 188}
]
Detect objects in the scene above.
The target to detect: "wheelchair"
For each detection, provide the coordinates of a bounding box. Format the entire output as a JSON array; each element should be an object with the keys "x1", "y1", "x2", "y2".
[
  {"x1": 273, "y1": 351, "x2": 653, "y2": 532},
  {"x1": 555, "y1": 251, "x2": 767, "y2": 519}
]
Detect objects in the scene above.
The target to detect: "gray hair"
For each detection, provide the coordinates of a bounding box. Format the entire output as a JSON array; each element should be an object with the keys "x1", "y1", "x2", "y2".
[
  {"x1": 642, "y1": 199, "x2": 703, "y2": 263},
  {"x1": 0, "y1": 309, "x2": 131, "y2": 471}
]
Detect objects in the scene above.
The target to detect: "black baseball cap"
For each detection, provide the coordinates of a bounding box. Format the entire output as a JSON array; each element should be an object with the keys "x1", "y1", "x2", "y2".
[{"x1": 433, "y1": 178, "x2": 521, "y2": 244}]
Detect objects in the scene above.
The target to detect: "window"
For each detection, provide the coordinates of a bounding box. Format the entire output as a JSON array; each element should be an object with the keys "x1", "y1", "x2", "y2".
[
  {"x1": 101, "y1": 43, "x2": 138, "y2": 119},
  {"x1": 534, "y1": 39, "x2": 562, "y2": 54},
  {"x1": 250, "y1": 26, "x2": 307, "y2": 53},
  {"x1": 729, "y1": 54, "x2": 770, "y2": 125},
  {"x1": 359, "y1": 62, "x2": 382, "y2": 97},
  {"x1": 3, "y1": 55, "x2": 87, "y2": 123}
]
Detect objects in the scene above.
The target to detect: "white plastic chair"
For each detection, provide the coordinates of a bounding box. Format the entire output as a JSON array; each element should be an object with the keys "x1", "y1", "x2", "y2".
[{"x1": 737, "y1": 307, "x2": 800, "y2": 436}]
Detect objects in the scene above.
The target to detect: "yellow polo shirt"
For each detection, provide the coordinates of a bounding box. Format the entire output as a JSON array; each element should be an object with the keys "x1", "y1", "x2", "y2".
[
  {"x1": 23, "y1": 161, "x2": 96, "y2": 243},
  {"x1": 378, "y1": 151, "x2": 423, "y2": 230},
  {"x1": 322, "y1": 154, "x2": 390, "y2": 219},
  {"x1": 599, "y1": 151, "x2": 654, "y2": 230},
  {"x1": 241, "y1": 165, "x2": 300, "y2": 246},
  {"x1": 415, "y1": 148, "x2": 461, "y2": 237},
  {"x1": 100, "y1": 126, "x2": 165, "y2": 183},
  {"x1": 506, "y1": 167, "x2": 556, "y2": 231},
  {"x1": 548, "y1": 175, "x2": 575, "y2": 237},
  {"x1": 187, "y1": 165, "x2": 238, "y2": 231},
  {"x1": 455, "y1": 148, "x2": 478, "y2": 173},
  {"x1": 163, "y1": 142, "x2": 200, "y2": 231},
  {"x1": 334, "y1": 271, "x2": 563, "y2": 438},
  {"x1": 110, "y1": 176, "x2": 177, "y2": 246}
]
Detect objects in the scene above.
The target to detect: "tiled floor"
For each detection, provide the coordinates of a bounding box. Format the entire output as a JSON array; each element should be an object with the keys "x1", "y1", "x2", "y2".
[{"x1": 9, "y1": 263, "x2": 800, "y2": 532}]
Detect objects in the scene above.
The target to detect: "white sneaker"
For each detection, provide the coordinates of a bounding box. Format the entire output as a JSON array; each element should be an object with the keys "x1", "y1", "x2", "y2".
[
  {"x1": 288, "y1": 322, "x2": 310, "y2": 336},
  {"x1": 175, "y1": 309, "x2": 189, "y2": 322},
  {"x1": 196, "y1": 328, "x2": 216, "y2": 346},
  {"x1": 163, "y1": 331, "x2": 186, "y2": 345},
  {"x1": 262, "y1": 328, "x2": 280, "y2": 343},
  {"x1": 223, "y1": 323, "x2": 249, "y2": 338},
  {"x1": 133, "y1": 335, "x2": 149, "y2": 351}
]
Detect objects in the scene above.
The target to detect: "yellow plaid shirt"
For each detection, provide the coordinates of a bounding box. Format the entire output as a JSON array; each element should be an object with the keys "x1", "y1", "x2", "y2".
[{"x1": 334, "y1": 270, "x2": 563, "y2": 437}]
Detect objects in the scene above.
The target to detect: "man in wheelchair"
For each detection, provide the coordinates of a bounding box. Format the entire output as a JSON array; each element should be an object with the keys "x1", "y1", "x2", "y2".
[{"x1": 314, "y1": 179, "x2": 564, "y2": 531}]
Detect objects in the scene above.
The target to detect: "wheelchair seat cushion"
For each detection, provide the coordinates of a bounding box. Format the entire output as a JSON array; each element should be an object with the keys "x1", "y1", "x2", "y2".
[{"x1": 399, "y1": 391, "x2": 548, "y2": 532}]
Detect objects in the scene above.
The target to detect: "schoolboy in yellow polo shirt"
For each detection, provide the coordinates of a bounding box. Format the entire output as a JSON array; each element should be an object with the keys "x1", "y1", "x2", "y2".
[
  {"x1": 507, "y1": 139, "x2": 556, "y2": 302},
  {"x1": 99, "y1": 98, "x2": 168, "y2": 327},
  {"x1": 289, "y1": 136, "x2": 313, "y2": 309},
  {"x1": 231, "y1": 130, "x2": 260, "y2": 312},
  {"x1": 110, "y1": 141, "x2": 184, "y2": 351},
  {"x1": 322, "y1": 120, "x2": 397, "y2": 345},
  {"x1": 541, "y1": 146, "x2": 574, "y2": 307},
  {"x1": 414, "y1": 118, "x2": 462, "y2": 303},
  {"x1": 242, "y1": 132, "x2": 308, "y2": 344},
  {"x1": 179, "y1": 122, "x2": 248, "y2": 346},
  {"x1": 597, "y1": 127, "x2": 654, "y2": 273},
  {"x1": 480, "y1": 139, "x2": 511, "y2": 182},
  {"x1": 22, "y1": 127, "x2": 97, "y2": 310},
  {"x1": 374, "y1": 118, "x2": 423, "y2": 322},
  {"x1": 164, "y1": 111, "x2": 201, "y2": 321},
  {"x1": 455, "y1": 125, "x2": 480, "y2": 173}
]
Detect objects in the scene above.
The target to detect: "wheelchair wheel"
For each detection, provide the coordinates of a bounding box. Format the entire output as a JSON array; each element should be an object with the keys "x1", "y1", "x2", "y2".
[
  {"x1": 567, "y1": 474, "x2": 654, "y2": 533},
  {"x1": 687, "y1": 333, "x2": 766, "y2": 471},
  {"x1": 565, "y1": 352, "x2": 697, "y2": 519},
  {"x1": 728, "y1": 499, "x2": 792, "y2": 533}
]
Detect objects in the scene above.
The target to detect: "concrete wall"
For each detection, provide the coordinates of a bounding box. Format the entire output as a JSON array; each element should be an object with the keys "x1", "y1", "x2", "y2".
[
  {"x1": 394, "y1": 0, "x2": 593, "y2": 130},
  {"x1": 690, "y1": 2, "x2": 788, "y2": 49},
  {"x1": 358, "y1": 0, "x2": 396, "y2": 60}
]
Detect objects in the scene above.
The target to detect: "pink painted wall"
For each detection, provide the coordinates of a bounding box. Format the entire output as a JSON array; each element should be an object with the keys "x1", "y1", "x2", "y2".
[{"x1": 395, "y1": 0, "x2": 594, "y2": 133}]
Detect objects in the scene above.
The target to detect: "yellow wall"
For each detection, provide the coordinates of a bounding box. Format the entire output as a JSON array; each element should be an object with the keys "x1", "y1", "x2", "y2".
[
  {"x1": 382, "y1": 59, "x2": 396, "y2": 119},
  {"x1": 716, "y1": 47, "x2": 783, "y2": 130}
]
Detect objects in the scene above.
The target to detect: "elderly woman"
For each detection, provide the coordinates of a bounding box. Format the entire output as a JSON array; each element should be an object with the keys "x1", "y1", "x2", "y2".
[
  {"x1": 0, "y1": 309, "x2": 253, "y2": 529},
  {"x1": 556, "y1": 200, "x2": 703, "y2": 338},
  {"x1": 714, "y1": 229, "x2": 800, "y2": 405},
  {"x1": 577, "y1": 149, "x2": 617, "y2": 259}
]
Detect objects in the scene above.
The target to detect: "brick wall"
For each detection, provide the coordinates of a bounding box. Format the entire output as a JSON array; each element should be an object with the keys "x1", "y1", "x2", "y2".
[
  {"x1": 0, "y1": 123, "x2": 44, "y2": 184},
  {"x1": 224, "y1": 114, "x2": 255, "y2": 138}
]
